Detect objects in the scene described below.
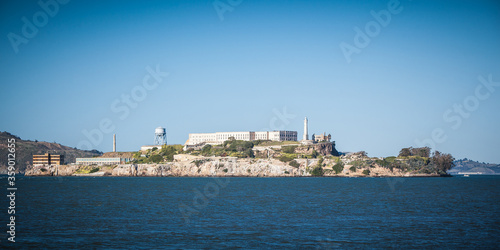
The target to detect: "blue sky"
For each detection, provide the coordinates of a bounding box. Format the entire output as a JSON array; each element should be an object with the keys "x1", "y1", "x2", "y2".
[{"x1": 1, "y1": 0, "x2": 499, "y2": 163}]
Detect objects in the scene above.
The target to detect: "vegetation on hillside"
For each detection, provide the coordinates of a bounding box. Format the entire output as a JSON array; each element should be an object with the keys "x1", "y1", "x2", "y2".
[{"x1": 132, "y1": 144, "x2": 184, "y2": 164}]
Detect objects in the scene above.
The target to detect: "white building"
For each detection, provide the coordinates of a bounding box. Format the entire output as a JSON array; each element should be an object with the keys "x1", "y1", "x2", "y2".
[{"x1": 186, "y1": 131, "x2": 297, "y2": 145}]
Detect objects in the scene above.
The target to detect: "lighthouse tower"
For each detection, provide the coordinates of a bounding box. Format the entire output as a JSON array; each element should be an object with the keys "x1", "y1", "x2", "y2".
[{"x1": 303, "y1": 117, "x2": 308, "y2": 141}]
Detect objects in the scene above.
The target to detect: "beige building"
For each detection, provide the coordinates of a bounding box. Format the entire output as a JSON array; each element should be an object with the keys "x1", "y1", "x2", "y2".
[
  {"x1": 186, "y1": 131, "x2": 297, "y2": 145},
  {"x1": 33, "y1": 153, "x2": 64, "y2": 166},
  {"x1": 313, "y1": 133, "x2": 331, "y2": 142}
]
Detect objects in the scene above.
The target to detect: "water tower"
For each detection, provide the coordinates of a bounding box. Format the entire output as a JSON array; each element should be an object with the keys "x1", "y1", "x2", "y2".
[{"x1": 154, "y1": 127, "x2": 167, "y2": 145}]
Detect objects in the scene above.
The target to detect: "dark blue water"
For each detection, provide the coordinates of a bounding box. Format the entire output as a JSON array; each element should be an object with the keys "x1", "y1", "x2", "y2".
[{"x1": 1, "y1": 176, "x2": 499, "y2": 249}]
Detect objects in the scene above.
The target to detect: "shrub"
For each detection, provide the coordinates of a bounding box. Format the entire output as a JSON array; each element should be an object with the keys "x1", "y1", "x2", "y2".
[
  {"x1": 225, "y1": 140, "x2": 254, "y2": 152},
  {"x1": 160, "y1": 145, "x2": 183, "y2": 161},
  {"x1": 223, "y1": 168, "x2": 228, "y2": 173},
  {"x1": 149, "y1": 154, "x2": 163, "y2": 163},
  {"x1": 40, "y1": 168, "x2": 47, "y2": 172},
  {"x1": 385, "y1": 156, "x2": 396, "y2": 163},
  {"x1": 89, "y1": 167, "x2": 99, "y2": 173},
  {"x1": 362, "y1": 169, "x2": 371, "y2": 175},
  {"x1": 311, "y1": 167, "x2": 324, "y2": 176},
  {"x1": 192, "y1": 160, "x2": 204, "y2": 167},
  {"x1": 349, "y1": 166, "x2": 356, "y2": 172},
  {"x1": 201, "y1": 144, "x2": 212, "y2": 156},
  {"x1": 289, "y1": 160, "x2": 300, "y2": 168},
  {"x1": 311, "y1": 150, "x2": 319, "y2": 158},
  {"x1": 332, "y1": 162, "x2": 344, "y2": 174},
  {"x1": 133, "y1": 151, "x2": 141, "y2": 159},
  {"x1": 279, "y1": 154, "x2": 294, "y2": 162},
  {"x1": 375, "y1": 159, "x2": 388, "y2": 167},
  {"x1": 284, "y1": 170, "x2": 290, "y2": 174},
  {"x1": 282, "y1": 146, "x2": 297, "y2": 154}
]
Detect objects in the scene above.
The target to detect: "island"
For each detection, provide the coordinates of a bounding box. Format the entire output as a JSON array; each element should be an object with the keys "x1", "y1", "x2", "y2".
[{"x1": 24, "y1": 139, "x2": 454, "y2": 177}]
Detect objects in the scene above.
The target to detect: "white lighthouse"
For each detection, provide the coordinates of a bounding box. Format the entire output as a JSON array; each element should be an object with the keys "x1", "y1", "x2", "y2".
[{"x1": 303, "y1": 117, "x2": 308, "y2": 141}]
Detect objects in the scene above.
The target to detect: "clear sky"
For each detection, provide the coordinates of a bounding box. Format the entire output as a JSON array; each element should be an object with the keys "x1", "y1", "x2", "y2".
[{"x1": 1, "y1": 0, "x2": 499, "y2": 163}]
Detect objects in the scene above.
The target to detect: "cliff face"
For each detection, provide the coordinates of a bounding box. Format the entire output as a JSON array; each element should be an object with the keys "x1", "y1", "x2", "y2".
[
  {"x1": 112, "y1": 159, "x2": 304, "y2": 177},
  {"x1": 295, "y1": 142, "x2": 340, "y2": 156}
]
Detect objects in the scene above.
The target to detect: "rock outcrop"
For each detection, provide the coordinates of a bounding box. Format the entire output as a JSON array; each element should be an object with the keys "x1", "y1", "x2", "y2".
[{"x1": 295, "y1": 142, "x2": 339, "y2": 156}]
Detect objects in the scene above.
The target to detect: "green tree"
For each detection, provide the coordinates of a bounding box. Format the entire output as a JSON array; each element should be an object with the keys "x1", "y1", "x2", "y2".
[
  {"x1": 349, "y1": 166, "x2": 356, "y2": 172},
  {"x1": 311, "y1": 166, "x2": 324, "y2": 176},
  {"x1": 412, "y1": 147, "x2": 431, "y2": 158},
  {"x1": 332, "y1": 162, "x2": 344, "y2": 174},
  {"x1": 399, "y1": 148, "x2": 412, "y2": 157},
  {"x1": 362, "y1": 169, "x2": 370, "y2": 175},
  {"x1": 317, "y1": 156, "x2": 324, "y2": 167},
  {"x1": 431, "y1": 151, "x2": 455, "y2": 174}
]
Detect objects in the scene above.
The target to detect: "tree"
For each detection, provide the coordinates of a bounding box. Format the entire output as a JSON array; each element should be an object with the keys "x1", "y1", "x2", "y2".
[
  {"x1": 412, "y1": 147, "x2": 430, "y2": 158},
  {"x1": 317, "y1": 156, "x2": 324, "y2": 167},
  {"x1": 332, "y1": 162, "x2": 344, "y2": 174},
  {"x1": 356, "y1": 151, "x2": 367, "y2": 157},
  {"x1": 399, "y1": 148, "x2": 411, "y2": 157},
  {"x1": 362, "y1": 169, "x2": 370, "y2": 175},
  {"x1": 311, "y1": 166, "x2": 324, "y2": 176},
  {"x1": 399, "y1": 147, "x2": 431, "y2": 158},
  {"x1": 431, "y1": 151, "x2": 455, "y2": 174},
  {"x1": 349, "y1": 166, "x2": 356, "y2": 172}
]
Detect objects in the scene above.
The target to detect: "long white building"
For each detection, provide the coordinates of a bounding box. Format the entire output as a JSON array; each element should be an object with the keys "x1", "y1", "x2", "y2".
[
  {"x1": 75, "y1": 157, "x2": 131, "y2": 165},
  {"x1": 186, "y1": 131, "x2": 297, "y2": 145}
]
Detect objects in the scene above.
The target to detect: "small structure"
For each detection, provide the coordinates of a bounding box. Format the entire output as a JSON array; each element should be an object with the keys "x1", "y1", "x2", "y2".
[
  {"x1": 33, "y1": 153, "x2": 64, "y2": 166},
  {"x1": 313, "y1": 133, "x2": 331, "y2": 142},
  {"x1": 113, "y1": 134, "x2": 116, "y2": 152}
]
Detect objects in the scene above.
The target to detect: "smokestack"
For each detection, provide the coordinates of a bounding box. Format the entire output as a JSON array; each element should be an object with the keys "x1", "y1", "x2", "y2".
[
  {"x1": 113, "y1": 134, "x2": 116, "y2": 152},
  {"x1": 303, "y1": 117, "x2": 308, "y2": 141}
]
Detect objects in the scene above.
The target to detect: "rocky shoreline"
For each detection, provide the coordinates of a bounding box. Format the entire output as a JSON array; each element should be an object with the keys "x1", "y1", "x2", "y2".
[{"x1": 24, "y1": 157, "x2": 450, "y2": 177}]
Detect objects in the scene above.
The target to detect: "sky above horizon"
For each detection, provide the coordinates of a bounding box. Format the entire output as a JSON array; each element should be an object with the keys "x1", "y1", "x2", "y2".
[{"x1": 1, "y1": 0, "x2": 499, "y2": 163}]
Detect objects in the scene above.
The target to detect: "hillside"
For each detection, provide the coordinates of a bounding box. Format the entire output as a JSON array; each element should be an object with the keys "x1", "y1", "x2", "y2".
[
  {"x1": 449, "y1": 159, "x2": 500, "y2": 175},
  {"x1": 0, "y1": 131, "x2": 102, "y2": 173}
]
